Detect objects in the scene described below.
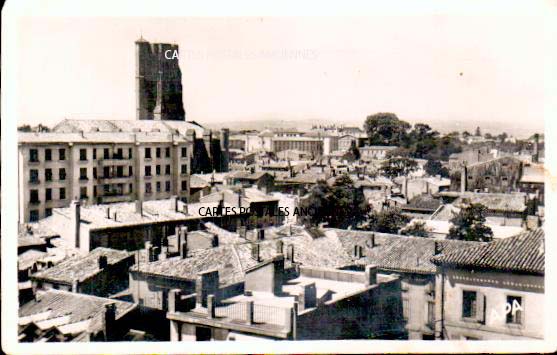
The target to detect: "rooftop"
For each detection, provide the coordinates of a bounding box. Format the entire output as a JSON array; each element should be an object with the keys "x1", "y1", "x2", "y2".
[
  {"x1": 19, "y1": 289, "x2": 136, "y2": 336},
  {"x1": 332, "y1": 229, "x2": 482, "y2": 274},
  {"x1": 438, "y1": 191, "x2": 527, "y2": 212},
  {"x1": 32, "y1": 247, "x2": 133, "y2": 284},
  {"x1": 520, "y1": 164, "x2": 545, "y2": 184},
  {"x1": 432, "y1": 228, "x2": 544, "y2": 275}
]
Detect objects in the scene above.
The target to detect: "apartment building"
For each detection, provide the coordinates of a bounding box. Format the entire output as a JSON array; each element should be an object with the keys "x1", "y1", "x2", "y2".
[{"x1": 18, "y1": 131, "x2": 193, "y2": 222}]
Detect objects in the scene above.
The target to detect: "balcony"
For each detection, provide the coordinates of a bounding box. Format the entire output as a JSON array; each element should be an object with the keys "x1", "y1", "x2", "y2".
[
  {"x1": 98, "y1": 158, "x2": 132, "y2": 167},
  {"x1": 98, "y1": 175, "x2": 133, "y2": 184},
  {"x1": 29, "y1": 179, "x2": 41, "y2": 185}
]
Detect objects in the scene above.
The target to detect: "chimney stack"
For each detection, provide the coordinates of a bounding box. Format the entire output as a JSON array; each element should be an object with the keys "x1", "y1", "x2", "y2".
[
  {"x1": 135, "y1": 200, "x2": 143, "y2": 216},
  {"x1": 103, "y1": 303, "x2": 117, "y2": 341},
  {"x1": 276, "y1": 240, "x2": 284, "y2": 254},
  {"x1": 371, "y1": 233, "x2": 376, "y2": 248},
  {"x1": 98, "y1": 255, "x2": 108, "y2": 269},
  {"x1": 533, "y1": 133, "x2": 540, "y2": 163},
  {"x1": 195, "y1": 270, "x2": 219, "y2": 307},
  {"x1": 211, "y1": 235, "x2": 219, "y2": 247},
  {"x1": 434, "y1": 241, "x2": 442, "y2": 255},
  {"x1": 251, "y1": 243, "x2": 260, "y2": 262},
  {"x1": 365, "y1": 265, "x2": 378, "y2": 286},
  {"x1": 70, "y1": 200, "x2": 81, "y2": 249},
  {"x1": 106, "y1": 207, "x2": 111, "y2": 219},
  {"x1": 171, "y1": 195, "x2": 179, "y2": 212},
  {"x1": 286, "y1": 244, "x2": 295, "y2": 263}
]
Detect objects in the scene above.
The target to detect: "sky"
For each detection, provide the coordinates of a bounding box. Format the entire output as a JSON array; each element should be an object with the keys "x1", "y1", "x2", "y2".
[{"x1": 16, "y1": 15, "x2": 548, "y2": 134}]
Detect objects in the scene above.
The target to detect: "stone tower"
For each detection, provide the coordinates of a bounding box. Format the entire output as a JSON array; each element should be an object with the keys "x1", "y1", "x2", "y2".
[{"x1": 135, "y1": 38, "x2": 186, "y2": 121}]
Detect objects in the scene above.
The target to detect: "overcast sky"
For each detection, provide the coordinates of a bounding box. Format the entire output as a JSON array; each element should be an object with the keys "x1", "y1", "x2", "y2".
[{"x1": 16, "y1": 15, "x2": 547, "y2": 132}]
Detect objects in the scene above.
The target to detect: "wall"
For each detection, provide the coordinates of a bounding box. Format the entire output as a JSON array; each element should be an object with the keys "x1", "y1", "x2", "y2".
[{"x1": 436, "y1": 267, "x2": 544, "y2": 340}]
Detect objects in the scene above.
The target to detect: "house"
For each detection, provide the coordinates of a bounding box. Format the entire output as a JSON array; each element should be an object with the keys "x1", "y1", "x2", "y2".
[
  {"x1": 332, "y1": 229, "x2": 481, "y2": 340},
  {"x1": 31, "y1": 247, "x2": 135, "y2": 298},
  {"x1": 19, "y1": 290, "x2": 138, "y2": 342},
  {"x1": 518, "y1": 163, "x2": 545, "y2": 206},
  {"x1": 226, "y1": 171, "x2": 275, "y2": 193},
  {"x1": 450, "y1": 156, "x2": 523, "y2": 194},
  {"x1": 431, "y1": 228, "x2": 545, "y2": 340},
  {"x1": 359, "y1": 146, "x2": 399, "y2": 161},
  {"x1": 166, "y1": 256, "x2": 404, "y2": 340},
  {"x1": 400, "y1": 195, "x2": 443, "y2": 219}
]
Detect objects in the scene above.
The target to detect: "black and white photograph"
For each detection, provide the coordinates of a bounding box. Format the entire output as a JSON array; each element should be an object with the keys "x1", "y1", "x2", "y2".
[{"x1": 2, "y1": 0, "x2": 556, "y2": 353}]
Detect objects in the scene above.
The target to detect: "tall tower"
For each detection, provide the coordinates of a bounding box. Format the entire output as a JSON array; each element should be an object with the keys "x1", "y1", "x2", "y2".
[{"x1": 135, "y1": 38, "x2": 186, "y2": 121}]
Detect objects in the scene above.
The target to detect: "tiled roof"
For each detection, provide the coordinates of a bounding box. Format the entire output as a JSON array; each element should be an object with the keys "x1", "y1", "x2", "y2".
[
  {"x1": 189, "y1": 175, "x2": 210, "y2": 189},
  {"x1": 431, "y1": 228, "x2": 544, "y2": 274},
  {"x1": 18, "y1": 250, "x2": 48, "y2": 270},
  {"x1": 19, "y1": 289, "x2": 136, "y2": 334},
  {"x1": 32, "y1": 248, "x2": 133, "y2": 284},
  {"x1": 454, "y1": 192, "x2": 527, "y2": 212},
  {"x1": 132, "y1": 226, "x2": 354, "y2": 285},
  {"x1": 332, "y1": 229, "x2": 482, "y2": 274},
  {"x1": 52, "y1": 118, "x2": 205, "y2": 136}
]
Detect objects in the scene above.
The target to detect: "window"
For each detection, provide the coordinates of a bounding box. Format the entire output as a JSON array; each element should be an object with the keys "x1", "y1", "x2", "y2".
[
  {"x1": 165, "y1": 181, "x2": 171, "y2": 192},
  {"x1": 58, "y1": 168, "x2": 66, "y2": 181},
  {"x1": 30, "y1": 169, "x2": 39, "y2": 183},
  {"x1": 116, "y1": 166, "x2": 124, "y2": 178},
  {"x1": 156, "y1": 181, "x2": 161, "y2": 192},
  {"x1": 45, "y1": 208, "x2": 53, "y2": 217},
  {"x1": 129, "y1": 148, "x2": 133, "y2": 159},
  {"x1": 116, "y1": 148, "x2": 123, "y2": 159},
  {"x1": 145, "y1": 166, "x2": 152, "y2": 176},
  {"x1": 93, "y1": 167, "x2": 97, "y2": 179},
  {"x1": 45, "y1": 188, "x2": 52, "y2": 201},
  {"x1": 156, "y1": 165, "x2": 161, "y2": 175},
  {"x1": 103, "y1": 184, "x2": 110, "y2": 194},
  {"x1": 93, "y1": 148, "x2": 97, "y2": 160},
  {"x1": 165, "y1": 165, "x2": 171, "y2": 175},
  {"x1": 58, "y1": 148, "x2": 66, "y2": 161},
  {"x1": 181, "y1": 180, "x2": 187, "y2": 191},
  {"x1": 427, "y1": 301, "x2": 435, "y2": 327},
  {"x1": 79, "y1": 149, "x2": 87, "y2": 161},
  {"x1": 104, "y1": 148, "x2": 109, "y2": 159},
  {"x1": 45, "y1": 149, "x2": 52, "y2": 161},
  {"x1": 30, "y1": 190, "x2": 39, "y2": 203},
  {"x1": 103, "y1": 166, "x2": 110, "y2": 178},
  {"x1": 145, "y1": 148, "x2": 152, "y2": 159},
  {"x1": 145, "y1": 182, "x2": 152, "y2": 194},
  {"x1": 506, "y1": 296, "x2": 522, "y2": 324},
  {"x1": 156, "y1": 147, "x2": 161, "y2": 158},
  {"x1": 165, "y1": 147, "x2": 170, "y2": 158},
  {"x1": 45, "y1": 169, "x2": 53, "y2": 182},
  {"x1": 30, "y1": 149, "x2": 39, "y2": 162},
  {"x1": 181, "y1": 147, "x2": 187, "y2": 158},
  {"x1": 80, "y1": 187, "x2": 88, "y2": 199},
  {"x1": 129, "y1": 183, "x2": 133, "y2": 193},
  {"x1": 181, "y1": 164, "x2": 187, "y2": 175},
  {"x1": 128, "y1": 166, "x2": 133, "y2": 177},
  {"x1": 94, "y1": 186, "x2": 97, "y2": 197},
  {"x1": 30, "y1": 210, "x2": 39, "y2": 222},
  {"x1": 60, "y1": 188, "x2": 66, "y2": 200},
  {"x1": 80, "y1": 168, "x2": 88, "y2": 180},
  {"x1": 462, "y1": 291, "x2": 477, "y2": 318}
]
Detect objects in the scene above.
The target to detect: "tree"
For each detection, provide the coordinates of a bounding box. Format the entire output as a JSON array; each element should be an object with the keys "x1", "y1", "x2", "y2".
[
  {"x1": 343, "y1": 140, "x2": 361, "y2": 162},
  {"x1": 18, "y1": 124, "x2": 33, "y2": 132},
  {"x1": 424, "y1": 160, "x2": 449, "y2": 178},
  {"x1": 299, "y1": 174, "x2": 368, "y2": 229},
  {"x1": 380, "y1": 157, "x2": 418, "y2": 179},
  {"x1": 475, "y1": 126, "x2": 481, "y2": 137},
  {"x1": 447, "y1": 203, "x2": 493, "y2": 242},
  {"x1": 462, "y1": 131, "x2": 471, "y2": 138},
  {"x1": 400, "y1": 220, "x2": 430, "y2": 237},
  {"x1": 364, "y1": 113, "x2": 411, "y2": 146},
  {"x1": 362, "y1": 207, "x2": 409, "y2": 234}
]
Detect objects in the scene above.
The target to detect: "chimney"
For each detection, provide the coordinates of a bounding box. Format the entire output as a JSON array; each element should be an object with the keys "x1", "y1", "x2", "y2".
[
  {"x1": 460, "y1": 165, "x2": 468, "y2": 193},
  {"x1": 258, "y1": 229, "x2": 265, "y2": 241},
  {"x1": 106, "y1": 207, "x2": 111, "y2": 219},
  {"x1": 148, "y1": 246, "x2": 157, "y2": 262},
  {"x1": 434, "y1": 241, "x2": 442, "y2": 255},
  {"x1": 195, "y1": 270, "x2": 219, "y2": 307},
  {"x1": 298, "y1": 282, "x2": 317, "y2": 311},
  {"x1": 211, "y1": 235, "x2": 219, "y2": 247},
  {"x1": 171, "y1": 195, "x2": 179, "y2": 212},
  {"x1": 365, "y1": 265, "x2": 378, "y2": 286},
  {"x1": 113, "y1": 211, "x2": 117, "y2": 222},
  {"x1": 286, "y1": 244, "x2": 295, "y2": 263},
  {"x1": 135, "y1": 200, "x2": 143, "y2": 216},
  {"x1": 98, "y1": 255, "x2": 108, "y2": 269},
  {"x1": 70, "y1": 200, "x2": 81, "y2": 249},
  {"x1": 371, "y1": 233, "x2": 376, "y2": 248},
  {"x1": 251, "y1": 243, "x2": 260, "y2": 262},
  {"x1": 276, "y1": 240, "x2": 284, "y2": 254},
  {"x1": 168, "y1": 289, "x2": 182, "y2": 313},
  {"x1": 103, "y1": 303, "x2": 117, "y2": 341}
]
